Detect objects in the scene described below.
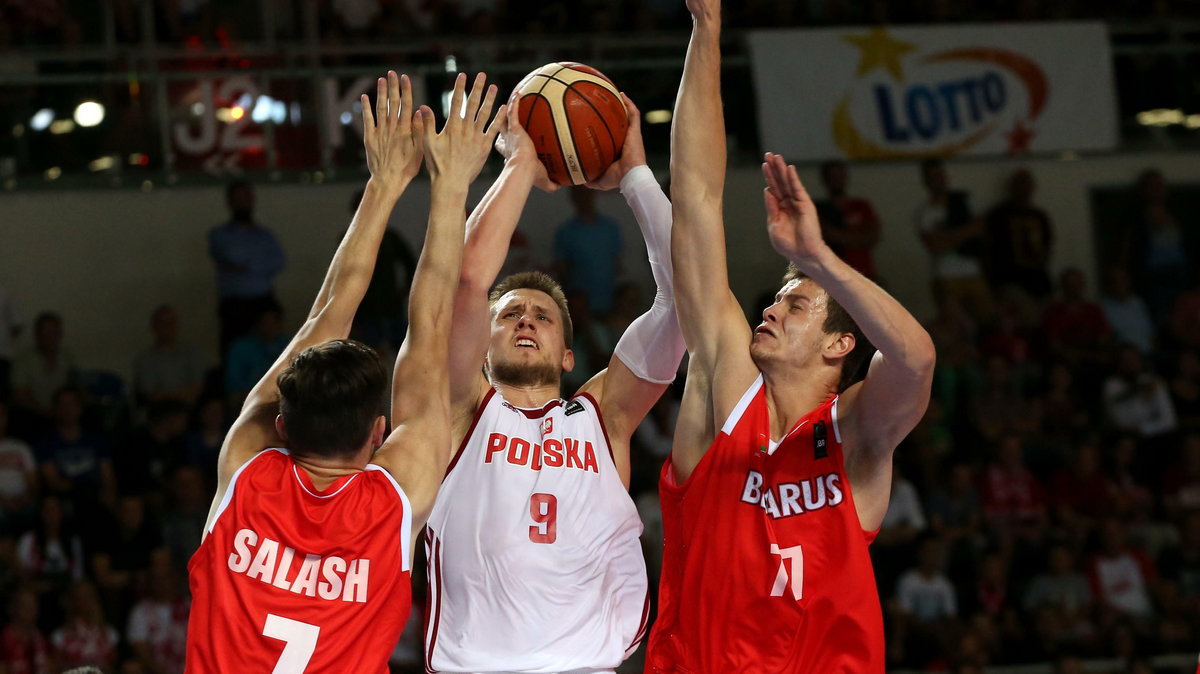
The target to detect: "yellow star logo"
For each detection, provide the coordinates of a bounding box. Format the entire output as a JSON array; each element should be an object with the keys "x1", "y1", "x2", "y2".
[{"x1": 840, "y1": 27, "x2": 917, "y2": 81}]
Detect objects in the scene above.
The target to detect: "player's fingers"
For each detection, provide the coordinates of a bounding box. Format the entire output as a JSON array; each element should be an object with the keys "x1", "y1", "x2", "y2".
[
  {"x1": 361, "y1": 94, "x2": 375, "y2": 139},
  {"x1": 388, "y1": 70, "x2": 401, "y2": 123},
  {"x1": 485, "y1": 103, "x2": 507, "y2": 144},
  {"x1": 375, "y1": 77, "x2": 387, "y2": 130},
  {"x1": 448, "y1": 73, "x2": 468, "y2": 127},
  {"x1": 464, "y1": 73, "x2": 486, "y2": 124},
  {"x1": 399, "y1": 73, "x2": 414, "y2": 134},
  {"x1": 762, "y1": 159, "x2": 783, "y2": 196},
  {"x1": 764, "y1": 186, "x2": 780, "y2": 221},
  {"x1": 411, "y1": 102, "x2": 425, "y2": 152},
  {"x1": 507, "y1": 94, "x2": 523, "y2": 130},
  {"x1": 477, "y1": 83, "x2": 499, "y2": 129},
  {"x1": 621, "y1": 93, "x2": 641, "y2": 132},
  {"x1": 786, "y1": 163, "x2": 810, "y2": 202},
  {"x1": 419, "y1": 106, "x2": 437, "y2": 148}
]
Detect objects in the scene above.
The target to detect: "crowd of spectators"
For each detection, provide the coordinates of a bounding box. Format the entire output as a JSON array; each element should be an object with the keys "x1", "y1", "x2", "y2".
[{"x1": 2, "y1": 160, "x2": 1200, "y2": 672}]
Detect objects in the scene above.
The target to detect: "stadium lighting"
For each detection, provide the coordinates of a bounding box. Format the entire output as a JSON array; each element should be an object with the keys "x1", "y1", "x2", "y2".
[
  {"x1": 645, "y1": 110, "x2": 672, "y2": 124},
  {"x1": 1136, "y1": 108, "x2": 1183, "y2": 127},
  {"x1": 191, "y1": 102, "x2": 205, "y2": 116},
  {"x1": 230, "y1": 106, "x2": 246, "y2": 121},
  {"x1": 89, "y1": 156, "x2": 115, "y2": 172},
  {"x1": 445, "y1": 55, "x2": 458, "y2": 73},
  {"x1": 50, "y1": 119, "x2": 76, "y2": 135},
  {"x1": 74, "y1": 101, "x2": 105, "y2": 127},
  {"x1": 340, "y1": 112, "x2": 353, "y2": 125},
  {"x1": 30, "y1": 109, "x2": 54, "y2": 132}
]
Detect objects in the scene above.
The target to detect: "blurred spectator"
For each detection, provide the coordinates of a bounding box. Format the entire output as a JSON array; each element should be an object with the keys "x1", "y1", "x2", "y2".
[
  {"x1": 34, "y1": 388, "x2": 115, "y2": 514},
  {"x1": 208, "y1": 180, "x2": 286, "y2": 358},
  {"x1": 1024, "y1": 545, "x2": 1092, "y2": 614},
  {"x1": 50, "y1": 581, "x2": 117, "y2": 671},
  {"x1": 926, "y1": 463, "x2": 982, "y2": 543},
  {"x1": 970, "y1": 552, "x2": 1011, "y2": 617},
  {"x1": 11, "y1": 312, "x2": 77, "y2": 427},
  {"x1": 1163, "y1": 433, "x2": 1200, "y2": 517},
  {"x1": 498, "y1": 227, "x2": 537, "y2": 280},
  {"x1": 159, "y1": 467, "x2": 207, "y2": 573},
  {"x1": 1033, "y1": 363, "x2": 1091, "y2": 448},
  {"x1": 115, "y1": 401, "x2": 189, "y2": 498},
  {"x1": 1125, "y1": 169, "x2": 1191, "y2": 323},
  {"x1": 1099, "y1": 266, "x2": 1155, "y2": 355},
  {"x1": 126, "y1": 567, "x2": 188, "y2": 674},
  {"x1": 92, "y1": 495, "x2": 166, "y2": 615},
  {"x1": 1157, "y1": 512, "x2": 1200, "y2": 609},
  {"x1": 0, "y1": 588, "x2": 50, "y2": 674},
  {"x1": 814, "y1": 160, "x2": 881, "y2": 281},
  {"x1": 1089, "y1": 518, "x2": 1155, "y2": 619},
  {"x1": 1168, "y1": 278, "x2": 1200, "y2": 350},
  {"x1": 969, "y1": 355, "x2": 1039, "y2": 444},
  {"x1": 224, "y1": 303, "x2": 287, "y2": 405},
  {"x1": 980, "y1": 434, "x2": 1046, "y2": 532},
  {"x1": 897, "y1": 538, "x2": 957, "y2": 622},
  {"x1": 879, "y1": 466, "x2": 927, "y2": 543},
  {"x1": 1049, "y1": 442, "x2": 1112, "y2": 531},
  {"x1": 1041, "y1": 268, "x2": 1114, "y2": 368},
  {"x1": 1102, "y1": 344, "x2": 1177, "y2": 438},
  {"x1": 1168, "y1": 350, "x2": 1200, "y2": 429},
  {"x1": 552, "y1": 187, "x2": 622, "y2": 318},
  {"x1": 984, "y1": 168, "x2": 1054, "y2": 301},
  {"x1": 0, "y1": 287, "x2": 20, "y2": 401},
  {"x1": 183, "y1": 397, "x2": 225, "y2": 480},
  {"x1": 132, "y1": 305, "x2": 205, "y2": 409},
  {"x1": 348, "y1": 189, "x2": 417, "y2": 355},
  {"x1": 0, "y1": 400, "x2": 36, "y2": 527},
  {"x1": 16, "y1": 495, "x2": 84, "y2": 626},
  {"x1": 914, "y1": 158, "x2": 993, "y2": 325}
]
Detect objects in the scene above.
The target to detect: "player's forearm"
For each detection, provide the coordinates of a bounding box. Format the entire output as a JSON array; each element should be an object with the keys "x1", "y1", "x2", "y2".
[
  {"x1": 309, "y1": 177, "x2": 408, "y2": 327},
  {"x1": 670, "y1": 16, "x2": 724, "y2": 204},
  {"x1": 407, "y1": 179, "x2": 470, "y2": 342},
  {"x1": 460, "y1": 160, "x2": 537, "y2": 291},
  {"x1": 797, "y1": 247, "x2": 935, "y2": 375}
]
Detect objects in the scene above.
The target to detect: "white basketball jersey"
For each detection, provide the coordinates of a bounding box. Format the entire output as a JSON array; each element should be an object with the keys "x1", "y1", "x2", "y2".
[{"x1": 424, "y1": 388, "x2": 649, "y2": 673}]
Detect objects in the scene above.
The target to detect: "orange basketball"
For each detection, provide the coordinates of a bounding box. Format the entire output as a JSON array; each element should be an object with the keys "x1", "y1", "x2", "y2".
[{"x1": 514, "y1": 62, "x2": 629, "y2": 186}]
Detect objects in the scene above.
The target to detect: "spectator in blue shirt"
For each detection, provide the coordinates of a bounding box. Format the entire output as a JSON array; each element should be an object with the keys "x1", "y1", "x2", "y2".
[
  {"x1": 552, "y1": 187, "x2": 623, "y2": 317},
  {"x1": 35, "y1": 388, "x2": 114, "y2": 520},
  {"x1": 208, "y1": 180, "x2": 286, "y2": 359},
  {"x1": 223, "y1": 304, "x2": 288, "y2": 406}
]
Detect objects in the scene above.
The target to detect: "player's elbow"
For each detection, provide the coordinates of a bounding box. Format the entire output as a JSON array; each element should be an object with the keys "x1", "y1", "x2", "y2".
[{"x1": 908, "y1": 334, "x2": 937, "y2": 378}]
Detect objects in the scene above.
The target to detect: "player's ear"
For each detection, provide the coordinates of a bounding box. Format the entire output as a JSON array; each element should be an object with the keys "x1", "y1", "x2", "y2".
[
  {"x1": 274, "y1": 414, "x2": 289, "y2": 441},
  {"x1": 827, "y1": 332, "x2": 855, "y2": 360},
  {"x1": 561, "y1": 348, "x2": 575, "y2": 373},
  {"x1": 371, "y1": 415, "x2": 387, "y2": 448}
]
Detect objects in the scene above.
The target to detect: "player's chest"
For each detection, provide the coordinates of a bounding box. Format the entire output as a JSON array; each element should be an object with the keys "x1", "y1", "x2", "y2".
[{"x1": 729, "y1": 423, "x2": 849, "y2": 521}]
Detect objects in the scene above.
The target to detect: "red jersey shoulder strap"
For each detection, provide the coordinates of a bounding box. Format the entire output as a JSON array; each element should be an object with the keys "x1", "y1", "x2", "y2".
[
  {"x1": 363, "y1": 464, "x2": 414, "y2": 572},
  {"x1": 208, "y1": 448, "x2": 289, "y2": 534},
  {"x1": 718, "y1": 374, "x2": 765, "y2": 437}
]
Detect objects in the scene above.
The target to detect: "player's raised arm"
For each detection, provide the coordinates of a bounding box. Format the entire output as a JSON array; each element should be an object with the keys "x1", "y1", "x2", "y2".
[
  {"x1": 215, "y1": 71, "x2": 424, "y2": 483},
  {"x1": 576, "y1": 95, "x2": 685, "y2": 482},
  {"x1": 761, "y1": 153, "x2": 935, "y2": 519},
  {"x1": 446, "y1": 98, "x2": 556, "y2": 419},
  {"x1": 373, "y1": 73, "x2": 503, "y2": 532},
  {"x1": 668, "y1": 0, "x2": 760, "y2": 481}
]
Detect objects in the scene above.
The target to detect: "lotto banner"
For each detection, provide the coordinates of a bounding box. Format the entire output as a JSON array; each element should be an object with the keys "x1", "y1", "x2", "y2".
[{"x1": 747, "y1": 23, "x2": 1118, "y2": 160}]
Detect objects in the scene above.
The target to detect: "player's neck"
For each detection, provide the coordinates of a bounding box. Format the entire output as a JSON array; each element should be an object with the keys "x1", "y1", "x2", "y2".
[
  {"x1": 493, "y1": 381, "x2": 562, "y2": 409},
  {"x1": 291, "y1": 450, "x2": 370, "y2": 491},
  {"x1": 761, "y1": 366, "x2": 838, "y2": 442}
]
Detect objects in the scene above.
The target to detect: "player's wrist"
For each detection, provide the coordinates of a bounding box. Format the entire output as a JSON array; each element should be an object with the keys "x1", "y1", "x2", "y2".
[
  {"x1": 619, "y1": 165, "x2": 655, "y2": 194},
  {"x1": 365, "y1": 175, "x2": 408, "y2": 202}
]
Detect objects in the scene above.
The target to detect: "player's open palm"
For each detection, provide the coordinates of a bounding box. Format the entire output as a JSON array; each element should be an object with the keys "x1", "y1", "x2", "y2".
[
  {"x1": 763, "y1": 152, "x2": 827, "y2": 263},
  {"x1": 422, "y1": 72, "x2": 503, "y2": 186},
  {"x1": 586, "y1": 93, "x2": 645, "y2": 191},
  {"x1": 361, "y1": 71, "x2": 424, "y2": 186}
]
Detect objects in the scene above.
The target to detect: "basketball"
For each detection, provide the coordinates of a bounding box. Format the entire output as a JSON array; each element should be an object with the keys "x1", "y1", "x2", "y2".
[{"x1": 514, "y1": 62, "x2": 629, "y2": 186}]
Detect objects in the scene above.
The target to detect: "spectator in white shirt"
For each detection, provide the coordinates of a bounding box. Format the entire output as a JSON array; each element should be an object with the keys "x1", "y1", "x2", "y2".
[
  {"x1": 0, "y1": 401, "x2": 36, "y2": 525},
  {"x1": 133, "y1": 305, "x2": 206, "y2": 409},
  {"x1": 897, "y1": 535, "x2": 958, "y2": 623},
  {"x1": 1103, "y1": 344, "x2": 1177, "y2": 438}
]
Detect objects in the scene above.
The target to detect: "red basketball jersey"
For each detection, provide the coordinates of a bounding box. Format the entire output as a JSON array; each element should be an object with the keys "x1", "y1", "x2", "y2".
[
  {"x1": 186, "y1": 448, "x2": 413, "y2": 673},
  {"x1": 645, "y1": 376, "x2": 884, "y2": 673}
]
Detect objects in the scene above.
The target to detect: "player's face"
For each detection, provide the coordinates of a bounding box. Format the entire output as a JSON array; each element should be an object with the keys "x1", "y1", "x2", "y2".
[
  {"x1": 750, "y1": 278, "x2": 846, "y2": 371},
  {"x1": 487, "y1": 289, "x2": 573, "y2": 387}
]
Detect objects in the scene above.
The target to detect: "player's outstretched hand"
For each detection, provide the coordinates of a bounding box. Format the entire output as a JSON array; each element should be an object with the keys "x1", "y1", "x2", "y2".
[
  {"x1": 495, "y1": 95, "x2": 558, "y2": 193},
  {"x1": 361, "y1": 71, "x2": 424, "y2": 188},
  {"x1": 421, "y1": 72, "x2": 503, "y2": 187},
  {"x1": 763, "y1": 152, "x2": 829, "y2": 264},
  {"x1": 586, "y1": 93, "x2": 646, "y2": 192}
]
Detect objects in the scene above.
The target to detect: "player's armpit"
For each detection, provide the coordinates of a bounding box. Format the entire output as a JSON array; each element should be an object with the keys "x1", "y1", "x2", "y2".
[{"x1": 371, "y1": 418, "x2": 450, "y2": 535}]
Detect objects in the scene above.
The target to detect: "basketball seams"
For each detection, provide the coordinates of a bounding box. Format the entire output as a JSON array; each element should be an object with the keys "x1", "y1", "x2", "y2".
[
  {"x1": 521, "y1": 73, "x2": 577, "y2": 185},
  {"x1": 515, "y1": 62, "x2": 625, "y2": 186}
]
